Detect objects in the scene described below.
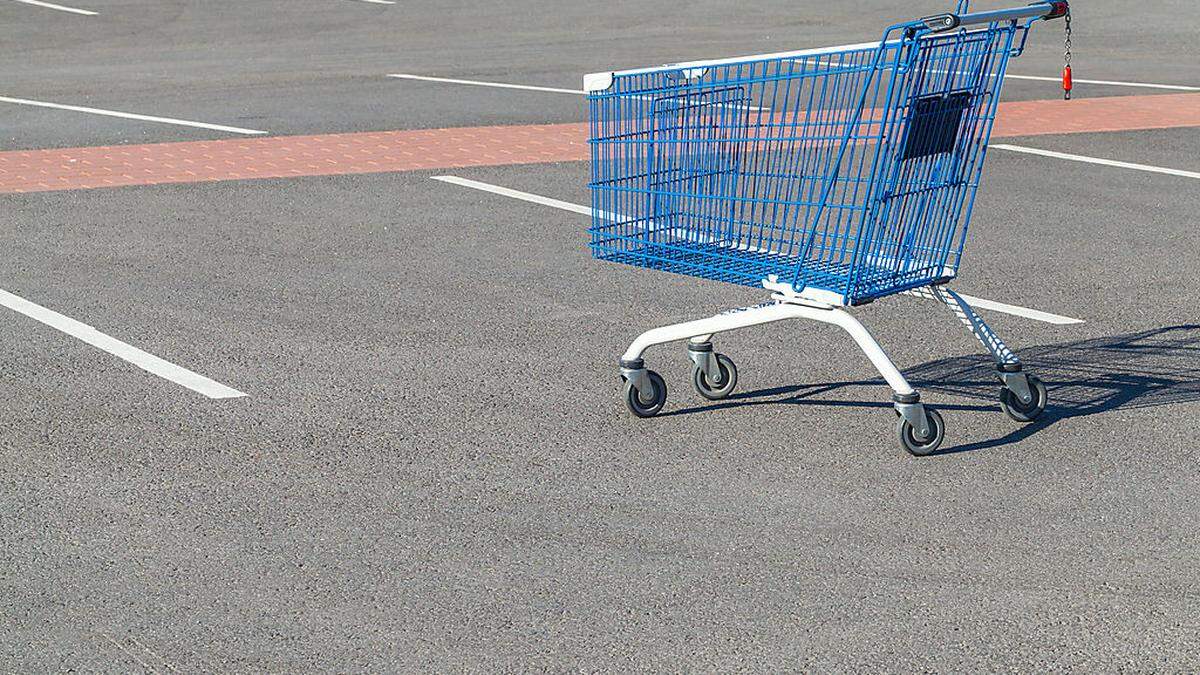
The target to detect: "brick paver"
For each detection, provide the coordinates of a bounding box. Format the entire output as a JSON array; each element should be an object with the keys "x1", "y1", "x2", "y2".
[
  {"x1": 1, "y1": 93, "x2": 1197, "y2": 194},
  {"x1": 991, "y1": 93, "x2": 1200, "y2": 136}
]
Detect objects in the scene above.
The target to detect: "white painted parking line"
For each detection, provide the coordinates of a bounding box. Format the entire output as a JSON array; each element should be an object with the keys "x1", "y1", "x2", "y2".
[
  {"x1": 396, "y1": 70, "x2": 1199, "y2": 97},
  {"x1": 432, "y1": 175, "x2": 591, "y2": 214},
  {"x1": 400, "y1": 70, "x2": 1200, "y2": 97},
  {"x1": 993, "y1": 144, "x2": 1200, "y2": 181},
  {"x1": 388, "y1": 73, "x2": 768, "y2": 111},
  {"x1": 10, "y1": 0, "x2": 96, "y2": 15},
  {"x1": 348, "y1": 0, "x2": 395, "y2": 4},
  {"x1": 951, "y1": 294, "x2": 1083, "y2": 326},
  {"x1": 1006, "y1": 73, "x2": 1200, "y2": 92},
  {"x1": 0, "y1": 95, "x2": 267, "y2": 135},
  {"x1": 388, "y1": 73, "x2": 583, "y2": 95},
  {"x1": 432, "y1": 175, "x2": 1084, "y2": 326},
  {"x1": 0, "y1": 289, "x2": 247, "y2": 399},
  {"x1": 931, "y1": 67, "x2": 1200, "y2": 92}
]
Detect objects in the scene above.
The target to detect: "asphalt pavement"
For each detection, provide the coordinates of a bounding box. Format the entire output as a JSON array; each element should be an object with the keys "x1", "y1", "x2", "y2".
[{"x1": 2, "y1": 0, "x2": 1199, "y2": 670}]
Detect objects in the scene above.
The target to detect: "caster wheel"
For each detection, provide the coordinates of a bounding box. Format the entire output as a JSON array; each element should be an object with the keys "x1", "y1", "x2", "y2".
[
  {"x1": 624, "y1": 370, "x2": 667, "y2": 418},
  {"x1": 897, "y1": 407, "x2": 945, "y2": 456},
  {"x1": 692, "y1": 353, "x2": 738, "y2": 400},
  {"x1": 999, "y1": 375, "x2": 1047, "y2": 423}
]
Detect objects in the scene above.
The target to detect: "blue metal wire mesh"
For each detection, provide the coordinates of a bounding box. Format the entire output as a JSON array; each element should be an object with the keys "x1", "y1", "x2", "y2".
[{"x1": 587, "y1": 20, "x2": 1020, "y2": 305}]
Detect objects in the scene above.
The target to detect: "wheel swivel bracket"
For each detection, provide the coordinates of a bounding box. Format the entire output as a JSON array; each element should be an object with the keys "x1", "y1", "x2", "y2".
[
  {"x1": 894, "y1": 397, "x2": 931, "y2": 439},
  {"x1": 686, "y1": 342, "x2": 722, "y2": 383},
  {"x1": 620, "y1": 358, "x2": 653, "y2": 400},
  {"x1": 997, "y1": 368, "x2": 1033, "y2": 404}
]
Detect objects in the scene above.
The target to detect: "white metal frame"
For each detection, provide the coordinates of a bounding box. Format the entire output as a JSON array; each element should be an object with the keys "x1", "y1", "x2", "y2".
[
  {"x1": 620, "y1": 288, "x2": 933, "y2": 436},
  {"x1": 619, "y1": 281, "x2": 1037, "y2": 434},
  {"x1": 909, "y1": 285, "x2": 1033, "y2": 403}
]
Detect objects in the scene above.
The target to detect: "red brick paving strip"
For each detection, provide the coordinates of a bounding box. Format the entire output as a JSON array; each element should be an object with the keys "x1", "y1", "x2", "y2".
[
  {"x1": 1, "y1": 94, "x2": 1198, "y2": 194},
  {"x1": 991, "y1": 93, "x2": 1200, "y2": 137}
]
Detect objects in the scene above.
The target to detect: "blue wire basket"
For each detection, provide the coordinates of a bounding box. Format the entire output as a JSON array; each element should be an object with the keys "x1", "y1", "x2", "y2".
[{"x1": 586, "y1": 6, "x2": 1045, "y2": 306}]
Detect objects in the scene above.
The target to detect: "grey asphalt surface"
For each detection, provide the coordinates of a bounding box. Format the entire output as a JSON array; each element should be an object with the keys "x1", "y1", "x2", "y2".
[
  {"x1": 3, "y1": 0, "x2": 1200, "y2": 671},
  {"x1": 3, "y1": 0, "x2": 1198, "y2": 149}
]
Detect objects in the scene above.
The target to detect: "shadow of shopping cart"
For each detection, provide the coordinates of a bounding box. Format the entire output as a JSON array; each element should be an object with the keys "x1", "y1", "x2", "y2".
[
  {"x1": 668, "y1": 325, "x2": 1200, "y2": 454},
  {"x1": 909, "y1": 324, "x2": 1200, "y2": 416}
]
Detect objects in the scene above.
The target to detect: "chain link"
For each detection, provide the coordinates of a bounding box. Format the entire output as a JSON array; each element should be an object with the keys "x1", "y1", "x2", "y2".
[{"x1": 1063, "y1": 10, "x2": 1072, "y2": 66}]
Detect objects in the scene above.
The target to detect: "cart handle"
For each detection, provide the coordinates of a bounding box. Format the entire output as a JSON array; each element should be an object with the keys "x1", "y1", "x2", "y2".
[{"x1": 920, "y1": 1, "x2": 1068, "y2": 33}]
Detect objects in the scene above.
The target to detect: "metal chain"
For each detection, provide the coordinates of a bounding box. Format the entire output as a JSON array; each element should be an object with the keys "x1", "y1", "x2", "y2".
[
  {"x1": 1062, "y1": 9, "x2": 1073, "y2": 99},
  {"x1": 1063, "y1": 10, "x2": 1072, "y2": 67}
]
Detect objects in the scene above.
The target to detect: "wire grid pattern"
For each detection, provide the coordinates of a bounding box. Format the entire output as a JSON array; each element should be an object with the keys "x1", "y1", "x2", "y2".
[{"x1": 588, "y1": 24, "x2": 1018, "y2": 304}]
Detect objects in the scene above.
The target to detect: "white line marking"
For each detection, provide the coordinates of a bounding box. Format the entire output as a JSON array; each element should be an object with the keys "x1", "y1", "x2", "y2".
[
  {"x1": 388, "y1": 73, "x2": 583, "y2": 95},
  {"x1": 1006, "y1": 73, "x2": 1200, "y2": 92},
  {"x1": 0, "y1": 288, "x2": 247, "y2": 399},
  {"x1": 993, "y1": 144, "x2": 1200, "y2": 181},
  {"x1": 432, "y1": 175, "x2": 592, "y2": 214},
  {"x1": 348, "y1": 0, "x2": 395, "y2": 4},
  {"x1": 0, "y1": 95, "x2": 266, "y2": 135},
  {"x1": 10, "y1": 0, "x2": 96, "y2": 15},
  {"x1": 432, "y1": 175, "x2": 1084, "y2": 325},
  {"x1": 389, "y1": 73, "x2": 769, "y2": 111},
  {"x1": 953, "y1": 294, "x2": 1083, "y2": 326},
  {"x1": 929, "y1": 67, "x2": 1199, "y2": 92}
]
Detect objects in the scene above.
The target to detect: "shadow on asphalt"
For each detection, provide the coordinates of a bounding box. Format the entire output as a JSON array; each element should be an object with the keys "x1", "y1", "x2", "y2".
[{"x1": 664, "y1": 325, "x2": 1200, "y2": 455}]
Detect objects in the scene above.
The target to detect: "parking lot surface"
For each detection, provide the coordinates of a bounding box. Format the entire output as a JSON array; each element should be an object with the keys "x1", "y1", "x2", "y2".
[{"x1": 2, "y1": 0, "x2": 1198, "y2": 669}]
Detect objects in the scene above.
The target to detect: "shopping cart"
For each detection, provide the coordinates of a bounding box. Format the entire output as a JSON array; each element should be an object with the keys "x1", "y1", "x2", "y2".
[{"x1": 585, "y1": 1, "x2": 1070, "y2": 455}]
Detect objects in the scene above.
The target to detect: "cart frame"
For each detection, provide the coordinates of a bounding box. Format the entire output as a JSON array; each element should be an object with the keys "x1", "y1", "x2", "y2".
[{"x1": 586, "y1": 1, "x2": 1069, "y2": 454}]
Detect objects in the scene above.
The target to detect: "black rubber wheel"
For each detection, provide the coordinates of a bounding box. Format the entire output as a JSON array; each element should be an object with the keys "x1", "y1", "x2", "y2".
[
  {"x1": 691, "y1": 353, "x2": 738, "y2": 400},
  {"x1": 999, "y1": 375, "x2": 1047, "y2": 423},
  {"x1": 624, "y1": 370, "x2": 667, "y2": 418},
  {"x1": 897, "y1": 407, "x2": 945, "y2": 456}
]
